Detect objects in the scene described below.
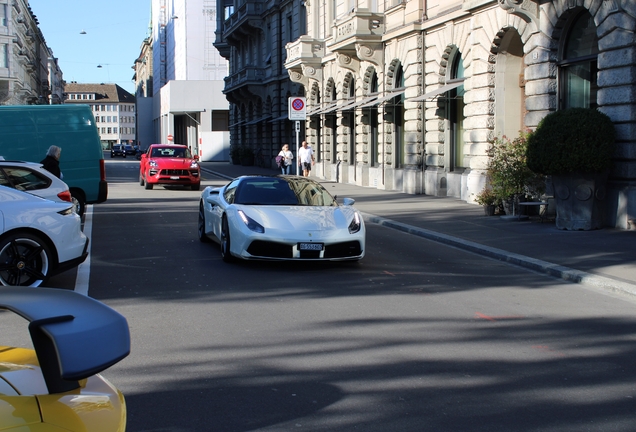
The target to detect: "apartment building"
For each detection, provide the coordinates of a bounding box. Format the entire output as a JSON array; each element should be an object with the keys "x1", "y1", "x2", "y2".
[
  {"x1": 0, "y1": 0, "x2": 63, "y2": 105},
  {"x1": 214, "y1": 0, "x2": 307, "y2": 165},
  {"x1": 65, "y1": 82, "x2": 136, "y2": 149},
  {"x1": 285, "y1": 0, "x2": 636, "y2": 229}
]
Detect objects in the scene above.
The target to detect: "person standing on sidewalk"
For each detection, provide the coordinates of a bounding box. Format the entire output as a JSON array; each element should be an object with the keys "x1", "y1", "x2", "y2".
[
  {"x1": 278, "y1": 144, "x2": 294, "y2": 174},
  {"x1": 298, "y1": 141, "x2": 314, "y2": 177},
  {"x1": 40, "y1": 145, "x2": 63, "y2": 179}
]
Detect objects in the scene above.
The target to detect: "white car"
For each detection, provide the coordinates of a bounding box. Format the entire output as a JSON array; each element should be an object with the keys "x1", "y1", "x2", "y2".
[
  {"x1": 0, "y1": 185, "x2": 88, "y2": 286},
  {"x1": 198, "y1": 175, "x2": 365, "y2": 262},
  {"x1": 0, "y1": 159, "x2": 73, "y2": 206}
]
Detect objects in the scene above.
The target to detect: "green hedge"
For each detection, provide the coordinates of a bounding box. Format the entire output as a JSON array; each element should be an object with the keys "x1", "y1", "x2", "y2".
[{"x1": 526, "y1": 108, "x2": 616, "y2": 175}]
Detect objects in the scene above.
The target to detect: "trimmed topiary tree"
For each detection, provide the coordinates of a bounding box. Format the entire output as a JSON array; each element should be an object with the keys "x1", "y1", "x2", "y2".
[
  {"x1": 526, "y1": 108, "x2": 616, "y2": 230},
  {"x1": 527, "y1": 108, "x2": 615, "y2": 175}
]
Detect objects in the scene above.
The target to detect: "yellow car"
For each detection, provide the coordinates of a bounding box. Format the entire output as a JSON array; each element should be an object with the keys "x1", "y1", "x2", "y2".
[{"x1": 0, "y1": 287, "x2": 130, "y2": 431}]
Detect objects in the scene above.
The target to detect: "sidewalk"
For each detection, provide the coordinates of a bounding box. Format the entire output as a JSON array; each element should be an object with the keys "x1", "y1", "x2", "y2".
[{"x1": 200, "y1": 161, "x2": 636, "y2": 297}]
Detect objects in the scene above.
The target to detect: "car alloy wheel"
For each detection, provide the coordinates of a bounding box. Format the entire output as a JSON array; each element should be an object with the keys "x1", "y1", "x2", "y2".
[
  {"x1": 220, "y1": 216, "x2": 233, "y2": 262},
  {"x1": 198, "y1": 203, "x2": 210, "y2": 243},
  {"x1": 0, "y1": 232, "x2": 52, "y2": 287}
]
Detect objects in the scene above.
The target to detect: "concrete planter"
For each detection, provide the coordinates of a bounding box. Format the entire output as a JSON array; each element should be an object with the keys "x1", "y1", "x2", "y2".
[{"x1": 552, "y1": 172, "x2": 608, "y2": 230}]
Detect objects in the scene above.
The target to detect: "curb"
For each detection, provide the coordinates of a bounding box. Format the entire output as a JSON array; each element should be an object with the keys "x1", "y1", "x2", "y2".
[
  {"x1": 363, "y1": 213, "x2": 636, "y2": 298},
  {"x1": 202, "y1": 167, "x2": 636, "y2": 298}
]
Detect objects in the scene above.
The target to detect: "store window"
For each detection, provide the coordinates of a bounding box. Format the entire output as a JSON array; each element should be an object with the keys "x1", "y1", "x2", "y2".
[{"x1": 559, "y1": 11, "x2": 598, "y2": 109}]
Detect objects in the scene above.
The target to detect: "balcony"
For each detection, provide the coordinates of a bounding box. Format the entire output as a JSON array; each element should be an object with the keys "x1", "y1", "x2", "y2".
[
  {"x1": 285, "y1": 36, "x2": 324, "y2": 70},
  {"x1": 223, "y1": 66, "x2": 266, "y2": 93},
  {"x1": 222, "y1": 2, "x2": 266, "y2": 43},
  {"x1": 328, "y1": 9, "x2": 384, "y2": 52}
]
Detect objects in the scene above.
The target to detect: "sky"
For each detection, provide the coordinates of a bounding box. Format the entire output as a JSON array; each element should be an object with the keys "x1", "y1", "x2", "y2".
[{"x1": 28, "y1": 0, "x2": 152, "y2": 94}]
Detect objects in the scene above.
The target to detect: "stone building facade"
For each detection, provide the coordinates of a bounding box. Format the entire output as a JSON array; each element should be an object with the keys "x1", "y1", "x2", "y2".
[
  {"x1": 285, "y1": 0, "x2": 636, "y2": 229},
  {"x1": 214, "y1": 0, "x2": 308, "y2": 164},
  {"x1": 0, "y1": 0, "x2": 63, "y2": 105}
]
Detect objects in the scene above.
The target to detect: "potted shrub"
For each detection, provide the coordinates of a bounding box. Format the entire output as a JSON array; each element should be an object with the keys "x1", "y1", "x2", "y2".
[
  {"x1": 527, "y1": 108, "x2": 616, "y2": 230},
  {"x1": 485, "y1": 131, "x2": 544, "y2": 216},
  {"x1": 239, "y1": 146, "x2": 254, "y2": 166},
  {"x1": 474, "y1": 187, "x2": 499, "y2": 216}
]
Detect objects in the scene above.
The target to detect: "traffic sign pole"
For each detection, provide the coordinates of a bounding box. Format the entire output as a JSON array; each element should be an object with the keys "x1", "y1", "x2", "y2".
[
  {"x1": 295, "y1": 121, "x2": 300, "y2": 175},
  {"x1": 288, "y1": 97, "x2": 307, "y2": 176}
]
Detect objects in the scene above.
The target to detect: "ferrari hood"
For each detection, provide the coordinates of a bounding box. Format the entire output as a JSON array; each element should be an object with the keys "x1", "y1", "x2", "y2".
[{"x1": 240, "y1": 205, "x2": 356, "y2": 231}]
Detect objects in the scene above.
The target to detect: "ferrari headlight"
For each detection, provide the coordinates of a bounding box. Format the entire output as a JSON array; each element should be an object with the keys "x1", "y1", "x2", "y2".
[
  {"x1": 348, "y1": 212, "x2": 361, "y2": 234},
  {"x1": 238, "y1": 210, "x2": 264, "y2": 233}
]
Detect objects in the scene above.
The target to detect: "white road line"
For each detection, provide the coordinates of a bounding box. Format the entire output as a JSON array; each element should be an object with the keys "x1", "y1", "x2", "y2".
[{"x1": 74, "y1": 205, "x2": 92, "y2": 295}]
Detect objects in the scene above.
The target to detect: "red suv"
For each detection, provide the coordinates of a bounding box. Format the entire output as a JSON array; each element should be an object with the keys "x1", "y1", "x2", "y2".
[{"x1": 139, "y1": 144, "x2": 201, "y2": 190}]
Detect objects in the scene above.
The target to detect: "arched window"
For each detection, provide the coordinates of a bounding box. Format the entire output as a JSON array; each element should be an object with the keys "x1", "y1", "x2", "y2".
[
  {"x1": 559, "y1": 11, "x2": 598, "y2": 109},
  {"x1": 367, "y1": 72, "x2": 379, "y2": 166},
  {"x1": 450, "y1": 53, "x2": 465, "y2": 170},
  {"x1": 311, "y1": 88, "x2": 322, "y2": 162},
  {"x1": 329, "y1": 85, "x2": 337, "y2": 162},
  {"x1": 347, "y1": 78, "x2": 356, "y2": 166},
  {"x1": 390, "y1": 65, "x2": 405, "y2": 168}
]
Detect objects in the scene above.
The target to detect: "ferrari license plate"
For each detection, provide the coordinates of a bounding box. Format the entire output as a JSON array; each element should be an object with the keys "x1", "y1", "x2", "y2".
[{"x1": 299, "y1": 242, "x2": 323, "y2": 251}]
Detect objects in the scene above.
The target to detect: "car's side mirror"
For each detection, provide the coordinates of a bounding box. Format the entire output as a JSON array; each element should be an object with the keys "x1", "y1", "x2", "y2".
[
  {"x1": 343, "y1": 197, "x2": 355, "y2": 206},
  {"x1": 194, "y1": 154, "x2": 200, "y2": 160}
]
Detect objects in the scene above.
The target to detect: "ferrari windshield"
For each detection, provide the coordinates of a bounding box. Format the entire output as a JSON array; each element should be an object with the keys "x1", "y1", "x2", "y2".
[{"x1": 234, "y1": 177, "x2": 337, "y2": 206}]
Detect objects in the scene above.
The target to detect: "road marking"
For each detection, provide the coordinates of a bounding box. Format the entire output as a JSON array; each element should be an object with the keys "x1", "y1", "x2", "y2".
[
  {"x1": 74, "y1": 205, "x2": 92, "y2": 296},
  {"x1": 475, "y1": 312, "x2": 525, "y2": 321}
]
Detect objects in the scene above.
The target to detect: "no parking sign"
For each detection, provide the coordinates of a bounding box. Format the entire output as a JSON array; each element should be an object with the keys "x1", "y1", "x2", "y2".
[{"x1": 288, "y1": 97, "x2": 306, "y2": 120}]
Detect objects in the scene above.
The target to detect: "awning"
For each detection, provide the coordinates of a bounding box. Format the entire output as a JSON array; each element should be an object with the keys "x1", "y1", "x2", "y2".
[
  {"x1": 360, "y1": 89, "x2": 405, "y2": 108},
  {"x1": 323, "y1": 99, "x2": 357, "y2": 114},
  {"x1": 350, "y1": 94, "x2": 379, "y2": 110},
  {"x1": 245, "y1": 115, "x2": 272, "y2": 125},
  {"x1": 312, "y1": 101, "x2": 337, "y2": 115},
  {"x1": 228, "y1": 120, "x2": 246, "y2": 128},
  {"x1": 269, "y1": 114, "x2": 289, "y2": 122},
  {"x1": 307, "y1": 106, "x2": 322, "y2": 116},
  {"x1": 407, "y1": 80, "x2": 464, "y2": 102}
]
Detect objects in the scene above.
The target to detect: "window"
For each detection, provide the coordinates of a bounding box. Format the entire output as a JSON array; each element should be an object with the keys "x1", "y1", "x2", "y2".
[
  {"x1": 101, "y1": 127, "x2": 106, "y2": 134},
  {"x1": 366, "y1": 72, "x2": 379, "y2": 166},
  {"x1": 107, "y1": 127, "x2": 112, "y2": 134},
  {"x1": 113, "y1": 127, "x2": 117, "y2": 134},
  {"x1": 389, "y1": 65, "x2": 405, "y2": 168},
  {"x1": 450, "y1": 53, "x2": 466, "y2": 170},
  {"x1": 559, "y1": 11, "x2": 598, "y2": 109},
  {"x1": 0, "y1": 44, "x2": 6, "y2": 68},
  {"x1": 0, "y1": 4, "x2": 6, "y2": 27},
  {"x1": 0, "y1": 166, "x2": 49, "y2": 191}
]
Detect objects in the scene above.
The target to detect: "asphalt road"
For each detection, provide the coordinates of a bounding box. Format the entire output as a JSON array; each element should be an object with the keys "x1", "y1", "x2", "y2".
[{"x1": 11, "y1": 159, "x2": 636, "y2": 431}]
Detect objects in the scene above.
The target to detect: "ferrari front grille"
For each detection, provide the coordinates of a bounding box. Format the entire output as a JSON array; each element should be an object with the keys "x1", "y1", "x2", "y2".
[
  {"x1": 247, "y1": 241, "x2": 293, "y2": 258},
  {"x1": 324, "y1": 241, "x2": 362, "y2": 258}
]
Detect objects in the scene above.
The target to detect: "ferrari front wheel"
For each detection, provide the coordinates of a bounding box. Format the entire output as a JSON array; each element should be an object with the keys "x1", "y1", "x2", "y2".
[
  {"x1": 220, "y1": 216, "x2": 233, "y2": 263},
  {"x1": 198, "y1": 203, "x2": 210, "y2": 243}
]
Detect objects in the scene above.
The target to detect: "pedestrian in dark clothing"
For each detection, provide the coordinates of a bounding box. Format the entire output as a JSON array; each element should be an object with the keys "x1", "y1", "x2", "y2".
[{"x1": 40, "y1": 145, "x2": 62, "y2": 179}]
